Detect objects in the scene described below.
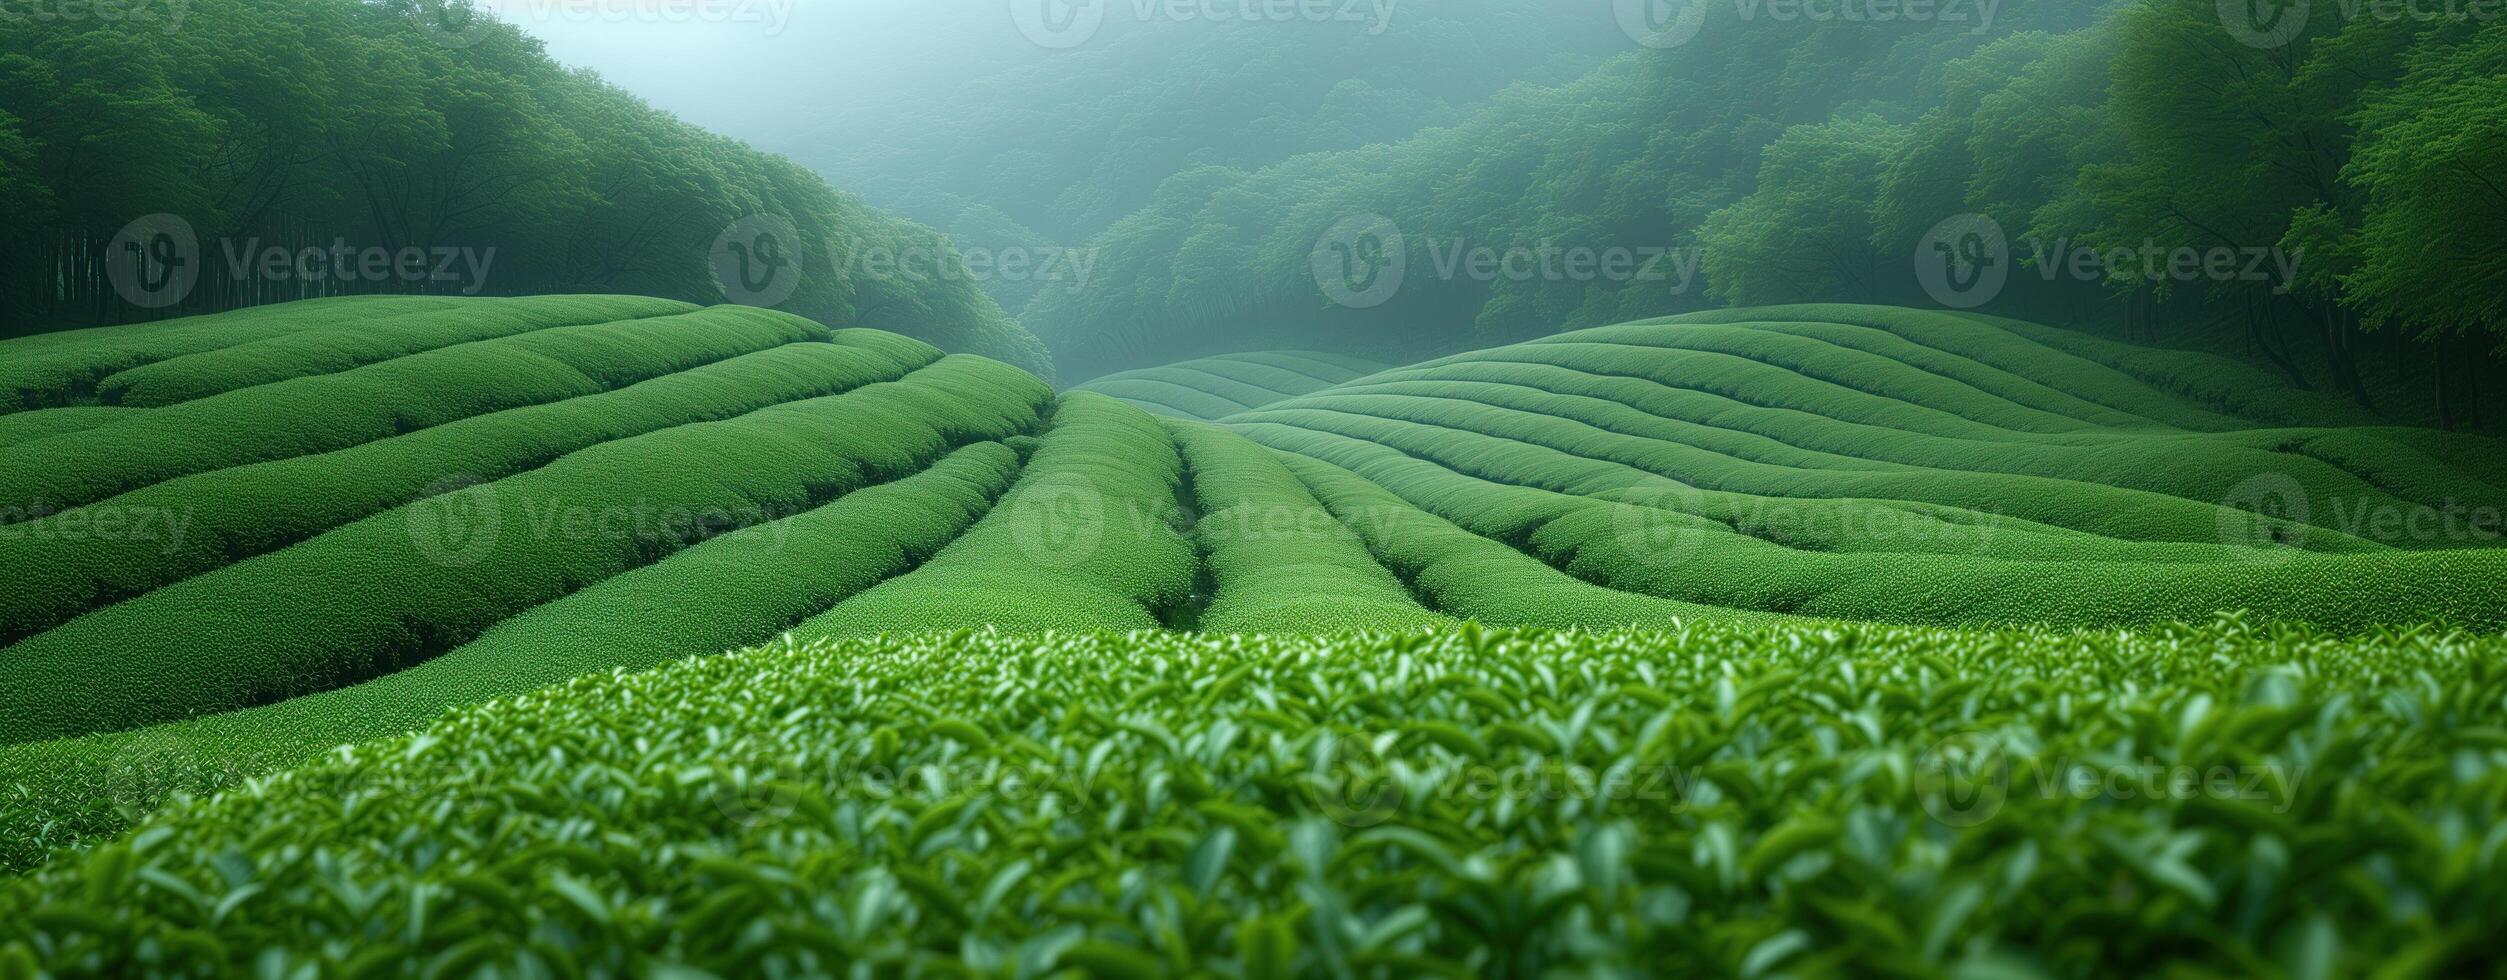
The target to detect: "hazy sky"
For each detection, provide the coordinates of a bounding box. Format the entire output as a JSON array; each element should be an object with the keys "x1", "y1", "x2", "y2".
[{"x1": 491, "y1": 2, "x2": 1059, "y2": 143}]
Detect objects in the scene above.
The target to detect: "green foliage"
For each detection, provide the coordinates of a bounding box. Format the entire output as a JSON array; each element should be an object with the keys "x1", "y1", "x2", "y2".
[
  {"x1": 1076, "y1": 351, "x2": 1390, "y2": 421},
  {"x1": 90, "y1": 295, "x2": 694, "y2": 408},
  {"x1": 793, "y1": 393, "x2": 1197, "y2": 637},
  {"x1": 0, "y1": 0, "x2": 1045, "y2": 370},
  {"x1": 0, "y1": 303, "x2": 827, "y2": 518},
  {"x1": 0, "y1": 443, "x2": 1026, "y2": 872},
  {"x1": 0, "y1": 355, "x2": 1051, "y2": 744},
  {"x1": 1167, "y1": 420, "x2": 1444, "y2": 633},
  {"x1": 1278, "y1": 452, "x2": 1776, "y2": 629},
  {"x1": 1229, "y1": 306, "x2": 2507, "y2": 630},
  {"x1": 0, "y1": 332, "x2": 940, "y2": 646},
  {"x1": 6, "y1": 622, "x2": 2504, "y2": 977}
]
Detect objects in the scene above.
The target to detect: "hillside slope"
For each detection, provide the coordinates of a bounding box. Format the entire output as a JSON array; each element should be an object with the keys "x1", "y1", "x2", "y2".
[
  {"x1": 1072, "y1": 350, "x2": 1391, "y2": 420},
  {"x1": 3, "y1": 299, "x2": 2502, "y2": 878},
  {"x1": 1222, "y1": 305, "x2": 2507, "y2": 628}
]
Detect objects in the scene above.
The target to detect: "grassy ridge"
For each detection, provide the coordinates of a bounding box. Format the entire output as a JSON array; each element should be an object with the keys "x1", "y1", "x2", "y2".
[
  {"x1": 0, "y1": 296, "x2": 462, "y2": 412},
  {"x1": 1167, "y1": 420, "x2": 1446, "y2": 633},
  {"x1": 4, "y1": 622, "x2": 2499, "y2": 976},
  {"x1": 92, "y1": 296, "x2": 699, "y2": 408},
  {"x1": 1276, "y1": 452, "x2": 1777, "y2": 629},
  {"x1": 0, "y1": 355, "x2": 1051, "y2": 744},
  {"x1": 1074, "y1": 350, "x2": 1389, "y2": 420},
  {"x1": 792, "y1": 392, "x2": 1198, "y2": 637},
  {"x1": 0, "y1": 443, "x2": 1026, "y2": 873},
  {"x1": 0, "y1": 305, "x2": 827, "y2": 519},
  {"x1": 0, "y1": 333, "x2": 940, "y2": 646},
  {"x1": 1227, "y1": 306, "x2": 2506, "y2": 629}
]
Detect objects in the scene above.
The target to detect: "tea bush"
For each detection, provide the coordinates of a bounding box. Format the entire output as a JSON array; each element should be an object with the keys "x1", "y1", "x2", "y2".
[
  {"x1": 0, "y1": 356, "x2": 1051, "y2": 743},
  {"x1": 5, "y1": 621, "x2": 2500, "y2": 977}
]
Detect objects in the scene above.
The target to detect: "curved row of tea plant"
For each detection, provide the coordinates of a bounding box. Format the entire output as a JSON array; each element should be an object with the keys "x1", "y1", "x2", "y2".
[
  {"x1": 792, "y1": 392, "x2": 1199, "y2": 637},
  {"x1": 0, "y1": 442, "x2": 1027, "y2": 873},
  {"x1": 1221, "y1": 307, "x2": 2507, "y2": 629},
  {"x1": 1075, "y1": 350, "x2": 1389, "y2": 420},
  {"x1": 0, "y1": 296, "x2": 461, "y2": 411},
  {"x1": 0, "y1": 333, "x2": 940, "y2": 645},
  {"x1": 91, "y1": 296, "x2": 699, "y2": 409},
  {"x1": 0, "y1": 355, "x2": 1052, "y2": 744},
  {"x1": 4, "y1": 621, "x2": 2499, "y2": 977},
  {"x1": 0, "y1": 305, "x2": 827, "y2": 520},
  {"x1": 1167, "y1": 420, "x2": 1444, "y2": 633}
]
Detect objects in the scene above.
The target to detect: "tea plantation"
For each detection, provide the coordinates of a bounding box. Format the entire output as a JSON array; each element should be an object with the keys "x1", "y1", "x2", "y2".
[
  {"x1": 0, "y1": 298, "x2": 2502, "y2": 975},
  {"x1": 1073, "y1": 351, "x2": 1390, "y2": 420}
]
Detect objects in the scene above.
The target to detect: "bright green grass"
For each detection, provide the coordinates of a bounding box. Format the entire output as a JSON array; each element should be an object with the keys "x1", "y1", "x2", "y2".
[
  {"x1": 1074, "y1": 350, "x2": 1389, "y2": 420},
  {"x1": 4, "y1": 621, "x2": 2501, "y2": 977}
]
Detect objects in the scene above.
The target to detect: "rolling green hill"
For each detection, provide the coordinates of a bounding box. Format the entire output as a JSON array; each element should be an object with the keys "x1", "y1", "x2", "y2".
[
  {"x1": 1, "y1": 297, "x2": 2502, "y2": 974},
  {"x1": 1072, "y1": 351, "x2": 1390, "y2": 420},
  {"x1": 1225, "y1": 305, "x2": 2507, "y2": 630}
]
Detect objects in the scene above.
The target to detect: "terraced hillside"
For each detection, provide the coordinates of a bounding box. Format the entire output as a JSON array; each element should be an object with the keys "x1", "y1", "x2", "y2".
[
  {"x1": 1072, "y1": 350, "x2": 1389, "y2": 420},
  {"x1": 1224, "y1": 305, "x2": 2507, "y2": 630},
  {"x1": 1, "y1": 299, "x2": 2502, "y2": 974}
]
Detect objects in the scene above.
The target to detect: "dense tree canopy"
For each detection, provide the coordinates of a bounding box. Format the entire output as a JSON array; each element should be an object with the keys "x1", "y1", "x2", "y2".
[
  {"x1": 1027, "y1": 0, "x2": 2504, "y2": 427},
  {"x1": 0, "y1": 0, "x2": 1047, "y2": 375}
]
